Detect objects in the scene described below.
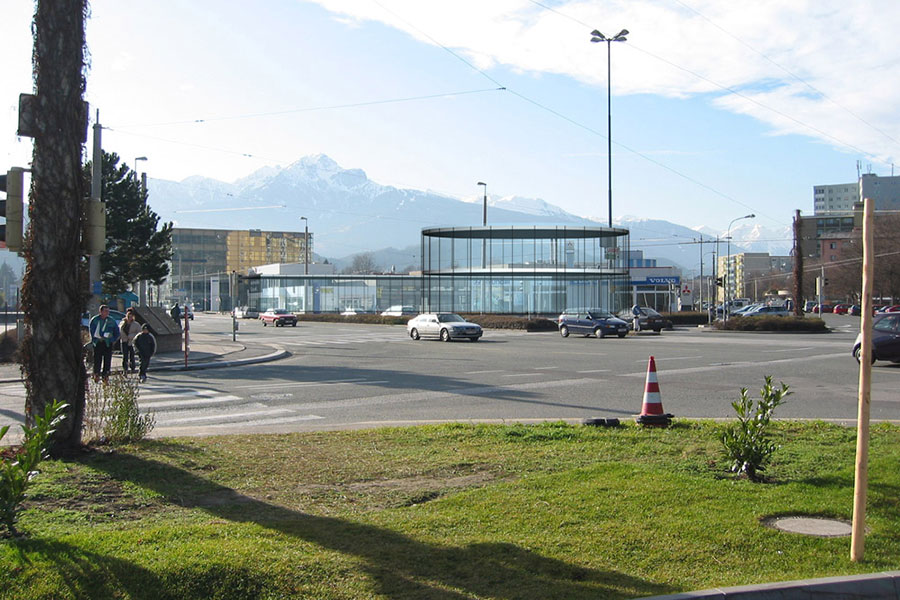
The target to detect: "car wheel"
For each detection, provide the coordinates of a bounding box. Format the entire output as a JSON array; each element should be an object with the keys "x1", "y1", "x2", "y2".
[
  {"x1": 594, "y1": 328, "x2": 605, "y2": 339},
  {"x1": 262, "y1": 321, "x2": 267, "y2": 327},
  {"x1": 853, "y1": 345, "x2": 875, "y2": 364},
  {"x1": 653, "y1": 328, "x2": 662, "y2": 333},
  {"x1": 410, "y1": 328, "x2": 420, "y2": 340},
  {"x1": 470, "y1": 337, "x2": 479, "y2": 342},
  {"x1": 440, "y1": 329, "x2": 451, "y2": 342},
  {"x1": 618, "y1": 332, "x2": 626, "y2": 338},
  {"x1": 292, "y1": 322, "x2": 297, "y2": 327},
  {"x1": 559, "y1": 325, "x2": 569, "y2": 338}
]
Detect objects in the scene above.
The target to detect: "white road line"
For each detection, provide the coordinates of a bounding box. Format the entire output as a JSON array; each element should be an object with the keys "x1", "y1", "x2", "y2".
[
  {"x1": 619, "y1": 352, "x2": 849, "y2": 377},
  {"x1": 468, "y1": 370, "x2": 504, "y2": 374},
  {"x1": 503, "y1": 373, "x2": 541, "y2": 377},
  {"x1": 140, "y1": 389, "x2": 228, "y2": 400},
  {"x1": 533, "y1": 366, "x2": 559, "y2": 370},
  {"x1": 161, "y1": 409, "x2": 295, "y2": 425},
  {"x1": 577, "y1": 369, "x2": 610, "y2": 373},
  {"x1": 141, "y1": 396, "x2": 240, "y2": 409},
  {"x1": 236, "y1": 378, "x2": 368, "y2": 389}
]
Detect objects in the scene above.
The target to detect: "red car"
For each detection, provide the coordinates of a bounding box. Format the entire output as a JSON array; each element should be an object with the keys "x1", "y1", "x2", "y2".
[
  {"x1": 833, "y1": 304, "x2": 850, "y2": 315},
  {"x1": 812, "y1": 304, "x2": 834, "y2": 314},
  {"x1": 259, "y1": 308, "x2": 298, "y2": 327},
  {"x1": 885, "y1": 305, "x2": 900, "y2": 313}
]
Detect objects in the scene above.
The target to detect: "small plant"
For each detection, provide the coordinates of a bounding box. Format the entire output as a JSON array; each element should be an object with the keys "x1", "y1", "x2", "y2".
[
  {"x1": 721, "y1": 376, "x2": 791, "y2": 481},
  {"x1": 0, "y1": 399, "x2": 68, "y2": 536},
  {"x1": 84, "y1": 374, "x2": 155, "y2": 445}
]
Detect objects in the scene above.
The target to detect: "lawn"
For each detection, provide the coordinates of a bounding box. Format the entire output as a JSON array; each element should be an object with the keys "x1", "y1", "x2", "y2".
[{"x1": 1, "y1": 421, "x2": 899, "y2": 599}]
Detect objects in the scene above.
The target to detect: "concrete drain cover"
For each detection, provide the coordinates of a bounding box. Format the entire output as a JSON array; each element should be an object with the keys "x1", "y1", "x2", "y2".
[{"x1": 764, "y1": 516, "x2": 852, "y2": 537}]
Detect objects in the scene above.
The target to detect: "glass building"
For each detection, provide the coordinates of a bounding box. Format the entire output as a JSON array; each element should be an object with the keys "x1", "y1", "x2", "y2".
[{"x1": 237, "y1": 225, "x2": 631, "y2": 316}]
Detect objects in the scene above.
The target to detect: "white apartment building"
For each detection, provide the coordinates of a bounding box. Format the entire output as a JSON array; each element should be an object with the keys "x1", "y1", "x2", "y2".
[{"x1": 813, "y1": 182, "x2": 859, "y2": 214}]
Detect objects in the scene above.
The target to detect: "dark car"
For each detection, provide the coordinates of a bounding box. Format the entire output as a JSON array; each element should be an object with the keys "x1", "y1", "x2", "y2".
[
  {"x1": 260, "y1": 308, "x2": 298, "y2": 327},
  {"x1": 558, "y1": 308, "x2": 629, "y2": 339},
  {"x1": 853, "y1": 313, "x2": 900, "y2": 363},
  {"x1": 616, "y1": 306, "x2": 664, "y2": 333}
]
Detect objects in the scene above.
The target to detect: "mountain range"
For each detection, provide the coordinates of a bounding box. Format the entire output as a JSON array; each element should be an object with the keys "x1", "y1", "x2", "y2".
[{"x1": 1, "y1": 154, "x2": 793, "y2": 276}]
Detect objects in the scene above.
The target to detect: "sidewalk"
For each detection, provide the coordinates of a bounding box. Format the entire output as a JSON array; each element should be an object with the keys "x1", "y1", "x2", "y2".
[{"x1": 0, "y1": 332, "x2": 289, "y2": 383}]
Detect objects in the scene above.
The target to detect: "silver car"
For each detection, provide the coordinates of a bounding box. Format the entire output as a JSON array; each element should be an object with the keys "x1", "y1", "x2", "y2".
[{"x1": 407, "y1": 313, "x2": 483, "y2": 342}]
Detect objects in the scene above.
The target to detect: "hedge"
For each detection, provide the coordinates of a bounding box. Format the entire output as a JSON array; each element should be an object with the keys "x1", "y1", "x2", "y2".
[
  {"x1": 295, "y1": 312, "x2": 558, "y2": 331},
  {"x1": 713, "y1": 316, "x2": 827, "y2": 331}
]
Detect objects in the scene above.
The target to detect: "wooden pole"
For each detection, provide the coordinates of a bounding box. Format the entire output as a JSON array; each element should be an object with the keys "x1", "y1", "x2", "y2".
[{"x1": 851, "y1": 197, "x2": 874, "y2": 561}]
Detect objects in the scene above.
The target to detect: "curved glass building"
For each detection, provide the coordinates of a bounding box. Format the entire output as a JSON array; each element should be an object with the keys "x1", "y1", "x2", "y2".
[{"x1": 421, "y1": 225, "x2": 630, "y2": 315}]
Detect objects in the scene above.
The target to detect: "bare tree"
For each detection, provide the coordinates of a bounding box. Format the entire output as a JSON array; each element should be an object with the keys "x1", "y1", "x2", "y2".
[
  {"x1": 344, "y1": 252, "x2": 379, "y2": 274},
  {"x1": 21, "y1": 0, "x2": 88, "y2": 448}
]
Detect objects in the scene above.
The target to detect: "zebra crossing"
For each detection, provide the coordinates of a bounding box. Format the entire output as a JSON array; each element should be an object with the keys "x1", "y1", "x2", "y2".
[{"x1": 137, "y1": 383, "x2": 323, "y2": 429}]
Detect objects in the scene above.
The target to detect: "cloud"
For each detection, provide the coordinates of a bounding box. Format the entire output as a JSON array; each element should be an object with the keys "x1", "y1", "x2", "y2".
[{"x1": 303, "y1": 0, "x2": 900, "y2": 167}]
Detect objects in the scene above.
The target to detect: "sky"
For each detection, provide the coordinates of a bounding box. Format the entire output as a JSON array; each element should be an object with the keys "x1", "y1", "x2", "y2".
[{"x1": 3, "y1": 0, "x2": 900, "y2": 235}]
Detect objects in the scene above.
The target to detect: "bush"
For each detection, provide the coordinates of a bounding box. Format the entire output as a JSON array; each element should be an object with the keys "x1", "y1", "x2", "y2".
[
  {"x1": 714, "y1": 316, "x2": 827, "y2": 331},
  {"x1": 0, "y1": 329, "x2": 19, "y2": 363},
  {"x1": 721, "y1": 376, "x2": 790, "y2": 481},
  {"x1": 660, "y1": 312, "x2": 709, "y2": 325},
  {"x1": 0, "y1": 399, "x2": 67, "y2": 536},
  {"x1": 84, "y1": 374, "x2": 155, "y2": 445}
]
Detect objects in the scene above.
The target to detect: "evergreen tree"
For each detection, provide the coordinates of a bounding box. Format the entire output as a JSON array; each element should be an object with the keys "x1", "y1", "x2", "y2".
[{"x1": 83, "y1": 151, "x2": 173, "y2": 296}]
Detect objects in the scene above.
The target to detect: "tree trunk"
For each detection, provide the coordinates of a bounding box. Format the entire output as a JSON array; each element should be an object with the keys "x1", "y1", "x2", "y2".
[{"x1": 21, "y1": 0, "x2": 88, "y2": 449}]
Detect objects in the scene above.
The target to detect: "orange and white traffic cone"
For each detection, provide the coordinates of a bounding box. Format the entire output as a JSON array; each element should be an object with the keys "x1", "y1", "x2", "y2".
[{"x1": 636, "y1": 355, "x2": 673, "y2": 427}]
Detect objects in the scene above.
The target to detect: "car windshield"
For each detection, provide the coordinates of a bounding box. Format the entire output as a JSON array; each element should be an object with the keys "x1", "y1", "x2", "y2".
[
  {"x1": 642, "y1": 307, "x2": 661, "y2": 317},
  {"x1": 588, "y1": 310, "x2": 615, "y2": 318},
  {"x1": 437, "y1": 314, "x2": 465, "y2": 323}
]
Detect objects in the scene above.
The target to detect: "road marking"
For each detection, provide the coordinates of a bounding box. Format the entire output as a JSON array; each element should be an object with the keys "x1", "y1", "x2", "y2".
[
  {"x1": 577, "y1": 369, "x2": 610, "y2": 373},
  {"x1": 619, "y1": 352, "x2": 849, "y2": 377},
  {"x1": 649, "y1": 355, "x2": 703, "y2": 362},
  {"x1": 469, "y1": 370, "x2": 504, "y2": 374},
  {"x1": 141, "y1": 395, "x2": 241, "y2": 409},
  {"x1": 533, "y1": 366, "x2": 559, "y2": 370},
  {"x1": 236, "y1": 378, "x2": 368, "y2": 389},
  {"x1": 503, "y1": 373, "x2": 541, "y2": 377},
  {"x1": 768, "y1": 347, "x2": 813, "y2": 353},
  {"x1": 162, "y1": 409, "x2": 296, "y2": 425}
]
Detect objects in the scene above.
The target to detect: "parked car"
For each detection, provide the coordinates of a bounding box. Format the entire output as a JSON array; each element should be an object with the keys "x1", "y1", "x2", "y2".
[
  {"x1": 381, "y1": 305, "x2": 417, "y2": 317},
  {"x1": 811, "y1": 304, "x2": 834, "y2": 314},
  {"x1": 407, "y1": 313, "x2": 483, "y2": 342},
  {"x1": 740, "y1": 305, "x2": 791, "y2": 317},
  {"x1": 731, "y1": 303, "x2": 762, "y2": 316},
  {"x1": 557, "y1": 308, "x2": 628, "y2": 339},
  {"x1": 260, "y1": 308, "x2": 298, "y2": 327},
  {"x1": 616, "y1": 306, "x2": 664, "y2": 333},
  {"x1": 833, "y1": 304, "x2": 851, "y2": 315},
  {"x1": 233, "y1": 306, "x2": 259, "y2": 319},
  {"x1": 884, "y1": 305, "x2": 900, "y2": 313},
  {"x1": 848, "y1": 305, "x2": 861, "y2": 316},
  {"x1": 853, "y1": 313, "x2": 900, "y2": 363},
  {"x1": 803, "y1": 300, "x2": 817, "y2": 313}
]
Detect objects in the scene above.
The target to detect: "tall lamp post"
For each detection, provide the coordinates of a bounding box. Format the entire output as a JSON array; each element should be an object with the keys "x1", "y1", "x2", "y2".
[
  {"x1": 590, "y1": 28, "x2": 628, "y2": 228},
  {"x1": 134, "y1": 156, "x2": 148, "y2": 305},
  {"x1": 725, "y1": 214, "x2": 755, "y2": 323},
  {"x1": 477, "y1": 182, "x2": 488, "y2": 270},
  {"x1": 299, "y1": 216, "x2": 309, "y2": 275}
]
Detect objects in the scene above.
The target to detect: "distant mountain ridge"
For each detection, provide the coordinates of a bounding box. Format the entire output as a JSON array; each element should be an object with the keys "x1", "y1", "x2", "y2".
[{"x1": 143, "y1": 154, "x2": 792, "y2": 274}]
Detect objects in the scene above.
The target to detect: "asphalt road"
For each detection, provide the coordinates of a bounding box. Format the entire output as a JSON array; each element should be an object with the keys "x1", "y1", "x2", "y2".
[{"x1": 2, "y1": 313, "x2": 895, "y2": 439}]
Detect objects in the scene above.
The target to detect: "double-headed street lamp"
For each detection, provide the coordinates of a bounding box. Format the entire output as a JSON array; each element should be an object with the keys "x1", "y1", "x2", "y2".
[
  {"x1": 590, "y1": 28, "x2": 628, "y2": 228},
  {"x1": 725, "y1": 213, "x2": 755, "y2": 322}
]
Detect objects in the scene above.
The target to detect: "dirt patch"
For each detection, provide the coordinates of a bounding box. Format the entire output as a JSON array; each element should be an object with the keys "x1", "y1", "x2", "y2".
[{"x1": 23, "y1": 474, "x2": 162, "y2": 521}]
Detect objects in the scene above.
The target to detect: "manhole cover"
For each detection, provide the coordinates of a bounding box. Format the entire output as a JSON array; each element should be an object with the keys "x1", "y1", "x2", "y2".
[{"x1": 764, "y1": 516, "x2": 852, "y2": 537}]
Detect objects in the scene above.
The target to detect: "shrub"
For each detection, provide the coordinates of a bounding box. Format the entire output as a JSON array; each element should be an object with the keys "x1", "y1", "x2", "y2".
[
  {"x1": 0, "y1": 329, "x2": 19, "y2": 363},
  {"x1": 0, "y1": 399, "x2": 67, "y2": 536},
  {"x1": 714, "y1": 316, "x2": 826, "y2": 332},
  {"x1": 721, "y1": 376, "x2": 791, "y2": 481},
  {"x1": 661, "y1": 311, "x2": 709, "y2": 325},
  {"x1": 84, "y1": 374, "x2": 155, "y2": 445}
]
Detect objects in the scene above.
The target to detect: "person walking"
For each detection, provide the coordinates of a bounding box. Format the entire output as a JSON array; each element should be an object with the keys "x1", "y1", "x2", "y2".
[
  {"x1": 170, "y1": 302, "x2": 182, "y2": 327},
  {"x1": 89, "y1": 304, "x2": 120, "y2": 383},
  {"x1": 631, "y1": 304, "x2": 642, "y2": 333},
  {"x1": 133, "y1": 323, "x2": 157, "y2": 383},
  {"x1": 119, "y1": 308, "x2": 141, "y2": 374}
]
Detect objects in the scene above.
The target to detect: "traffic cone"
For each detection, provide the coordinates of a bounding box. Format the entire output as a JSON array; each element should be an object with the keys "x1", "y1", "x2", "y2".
[{"x1": 636, "y1": 356, "x2": 673, "y2": 427}]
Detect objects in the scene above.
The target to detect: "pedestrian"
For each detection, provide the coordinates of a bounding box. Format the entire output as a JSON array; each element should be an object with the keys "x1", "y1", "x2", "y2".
[
  {"x1": 133, "y1": 323, "x2": 157, "y2": 383},
  {"x1": 170, "y1": 302, "x2": 182, "y2": 328},
  {"x1": 89, "y1": 304, "x2": 120, "y2": 383},
  {"x1": 631, "y1": 304, "x2": 642, "y2": 333},
  {"x1": 119, "y1": 308, "x2": 141, "y2": 374}
]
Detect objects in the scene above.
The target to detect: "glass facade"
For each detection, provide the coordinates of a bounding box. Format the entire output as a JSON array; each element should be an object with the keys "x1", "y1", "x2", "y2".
[{"x1": 235, "y1": 226, "x2": 631, "y2": 316}]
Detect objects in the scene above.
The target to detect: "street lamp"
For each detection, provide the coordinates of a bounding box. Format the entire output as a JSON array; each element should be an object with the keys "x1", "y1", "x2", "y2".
[
  {"x1": 299, "y1": 217, "x2": 309, "y2": 275},
  {"x1": 725, "y1": 213, "x2": 755, "y2": 322},
  {"x1": 477, "y1": 181, "x2": 487, "y2": 226},
  {"x1": 134, "y1": 156, "x2": 147, "y2": 180},
  {"x1": 590, "y1": 28, "x2": 628, "y2": 228}
]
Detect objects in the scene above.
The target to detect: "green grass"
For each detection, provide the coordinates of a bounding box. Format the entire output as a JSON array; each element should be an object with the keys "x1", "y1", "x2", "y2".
[{"x1": 2, "y1": 421, "x2": 899, "y2": 599}]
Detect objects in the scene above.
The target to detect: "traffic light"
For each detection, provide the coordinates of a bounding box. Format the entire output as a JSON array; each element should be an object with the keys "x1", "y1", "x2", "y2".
[
  {"x1": 715, "y1": 277, "x2": 724, "y2": 287},
  {"x1": 0, "y1": 167, "x2": 25, "y2": 253}
]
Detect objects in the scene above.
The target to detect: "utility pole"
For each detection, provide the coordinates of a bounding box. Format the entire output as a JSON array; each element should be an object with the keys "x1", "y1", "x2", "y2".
[
  {"x1": 792, "y1": 210, "x2": 803, "y2": 316},
  {"x1": 89, "y1": 111, "x2": 103, "y2": 309}
]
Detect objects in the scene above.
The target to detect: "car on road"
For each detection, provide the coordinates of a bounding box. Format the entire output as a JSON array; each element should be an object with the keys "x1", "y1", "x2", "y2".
[
  {"x1": 557, "y1": 308, "x2": 628, "y2": 339},
  {"x1": 740, "y1": 305, "x2": 791, "y2": 317},
  {"x1": 260, "y1": 308, "x2": 298, "y2": 327},
  {"x1": 616, "y1": 306, "x2": 664, "y2": 333},
  {"x1": 233, "y1": 306, "x2": 259, "y2": 319},
  {"x1": 381, "y1": 305, "x2": 417, "y2": 317},
  {"x1": 407, "y1": 313, "x2": 483, "y2": 342},
  {"x1": 853, "y1": 312, "x2": 900, "y2": 364}
]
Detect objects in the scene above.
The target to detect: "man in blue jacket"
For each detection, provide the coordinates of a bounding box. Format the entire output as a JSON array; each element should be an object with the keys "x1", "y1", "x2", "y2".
[{"x1": 89, "y1": 304, "x2": 120, "y2": 383}]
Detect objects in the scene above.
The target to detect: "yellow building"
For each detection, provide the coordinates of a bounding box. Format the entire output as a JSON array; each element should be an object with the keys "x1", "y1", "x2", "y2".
[{"x1": 169, "y1": 228, "x2": 311, "y2": 307}]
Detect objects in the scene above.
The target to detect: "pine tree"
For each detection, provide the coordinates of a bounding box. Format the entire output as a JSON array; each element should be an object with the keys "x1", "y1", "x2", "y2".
[{"x1": 83, "y1": 151, "x2": 173, "y2": 296}]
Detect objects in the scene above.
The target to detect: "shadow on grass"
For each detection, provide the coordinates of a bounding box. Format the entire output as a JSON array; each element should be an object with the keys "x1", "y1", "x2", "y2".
[{"x1": 73, "y1": 449, "x2": 673, "y2": 599}]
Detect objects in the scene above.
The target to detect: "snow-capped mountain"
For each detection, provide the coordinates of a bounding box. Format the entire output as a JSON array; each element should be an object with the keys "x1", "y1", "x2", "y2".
[{"x1": 141, "y1": 154, "x2": 793, "y2": 273}]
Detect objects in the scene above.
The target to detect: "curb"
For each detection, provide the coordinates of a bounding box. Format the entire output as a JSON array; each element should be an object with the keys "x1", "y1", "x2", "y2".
[
  {"x1": 639, "y1": 570, "x2": 900, "y2": 600},
  {"x1": 151, "y1": 346, "x2": 290, "y2": 372}
]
